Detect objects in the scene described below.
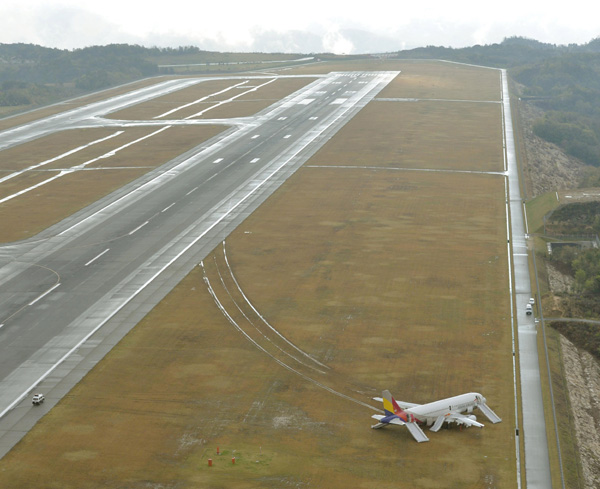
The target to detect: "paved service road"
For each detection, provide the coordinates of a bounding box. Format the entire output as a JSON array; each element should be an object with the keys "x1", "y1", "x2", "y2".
[
  {"x1": 502, "y1": 69, "x2": 553, "y2": 488},
  {"x1": 0, "y1": 71, "x2": 398, "y2": 457}
]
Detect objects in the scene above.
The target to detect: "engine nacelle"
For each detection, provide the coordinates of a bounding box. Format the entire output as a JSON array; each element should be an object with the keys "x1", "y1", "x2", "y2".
[{"x1": 456, "y1": 415, "x2": 477, "y2": 426}]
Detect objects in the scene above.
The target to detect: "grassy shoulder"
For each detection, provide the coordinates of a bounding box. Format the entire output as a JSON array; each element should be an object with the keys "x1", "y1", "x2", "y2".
[{"x1": 0, "y1": 60, "x2": 518, "y2": 488}]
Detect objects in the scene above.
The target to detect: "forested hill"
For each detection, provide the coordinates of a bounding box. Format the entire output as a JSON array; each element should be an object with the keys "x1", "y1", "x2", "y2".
[
  {"x1": 1, "y1": 44, "x2": 158, "y2": 88},
  {"x1": 0, "y1": 44, "x2": 303, "y2": 112}
]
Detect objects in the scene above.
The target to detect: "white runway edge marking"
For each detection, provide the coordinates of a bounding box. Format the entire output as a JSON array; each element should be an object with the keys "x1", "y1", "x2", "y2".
[
  {"x1": 185, "y1": 78, "x2": 277, "y2": 119},
  {"x1": 85, "y1": 248, "x2": 110, "y2": 266},
  {"x1": 128, "y1": 221, "x2": 149, "y2": 236},
  {"x1": 154, "y1": 80, "x2": 249, "y2": 119},
  {"x1": 0, "y1": 127, "x2": 171, "y2": 205},
  {"x1": 0, "y1": 131, "x2": 123, "y2": 186},
  {"x1": 28, "y1": 283, "x2": 60, "y2": 306},
  {"x1": 0, "y1": 72, "x2": 395, "y2": 420}
]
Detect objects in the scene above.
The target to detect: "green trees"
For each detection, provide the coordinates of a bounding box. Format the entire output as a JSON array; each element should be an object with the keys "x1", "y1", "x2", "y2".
[
  {"x1": 0, "y1": 43, "x2": 158, "y2": 91},
  {"x1": 573, "y1": 249, "x2": 600, "y2": 295}
]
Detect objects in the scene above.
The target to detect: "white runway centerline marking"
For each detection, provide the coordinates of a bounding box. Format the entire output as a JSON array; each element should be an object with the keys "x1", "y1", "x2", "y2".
[
  {"x1": 85, "y1": 248, "x2": 110, "y2": 266},
  {"x1": 213, "y1": 158, "x2": 223, "y2": 164},
  {"x1": 128, "y1": 221, "x2": 149, "y2": 236},
  {"x1": 161, "y1": 203, "x2": 176, "y2": 213},
  {"x1": 29, "y1": 283, "x2": 60, "y2": 306},
  {"x1": 250, "y1": 158, "x2": 260, "y2": 164}
]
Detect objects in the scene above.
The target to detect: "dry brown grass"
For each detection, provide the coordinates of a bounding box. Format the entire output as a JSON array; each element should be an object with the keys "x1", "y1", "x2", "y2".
[
  {"x1": 0, "y1": 126, "x2": 224, "y2": 242},
  {"x1": 310, "y1": 100, "x2": 503, "y2": 172},
  {"x1": 0, "y1": 61, "x2": 517, "y2": 488}
]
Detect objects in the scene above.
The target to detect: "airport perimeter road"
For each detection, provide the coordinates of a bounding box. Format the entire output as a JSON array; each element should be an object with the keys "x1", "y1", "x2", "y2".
[
  {"x1": 0, "y1": 71, "x2": 398, "y2": 457},
  {"x1": 502, "y1": 69, "x2": 553, "y2": 488}
]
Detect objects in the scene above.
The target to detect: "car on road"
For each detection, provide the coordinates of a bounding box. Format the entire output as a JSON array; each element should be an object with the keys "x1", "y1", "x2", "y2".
[
  {"x1": 32, "y1": 393, "x2": 45, "y2": 405},
  {"x1": 526, "y1": 304, "x2": 533, "y2": 315}
]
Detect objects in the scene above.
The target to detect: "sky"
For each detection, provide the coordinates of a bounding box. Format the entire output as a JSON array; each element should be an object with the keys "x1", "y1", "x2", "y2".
[{"x1": 1, "y1": 0, "x2": 599, "y2": 54}]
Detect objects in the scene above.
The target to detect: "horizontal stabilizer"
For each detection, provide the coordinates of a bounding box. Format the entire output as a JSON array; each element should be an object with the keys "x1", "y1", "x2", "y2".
[
  {"x1": 406, "y1": 422, "x2": 429, "y2": 442},
  {"x1": 371, "y1": 414, "x2": 405, "y2": 426},
  {"x1": 478, "y1": 403, "x2": 502, "y2": 423}
]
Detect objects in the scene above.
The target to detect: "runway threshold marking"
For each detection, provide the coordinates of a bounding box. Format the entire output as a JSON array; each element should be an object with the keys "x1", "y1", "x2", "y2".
[{"x1": 85, "y1": 248, "x2": 110, "y2": 266}]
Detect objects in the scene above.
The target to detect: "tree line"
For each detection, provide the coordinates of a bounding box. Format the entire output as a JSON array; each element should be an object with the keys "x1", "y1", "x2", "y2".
[
  {"x1": 4, "y1": 38, "x2": 600, "y2": 166},
  {"x1": 0, "y1": 44, "x2": 207, "y2": 108}
]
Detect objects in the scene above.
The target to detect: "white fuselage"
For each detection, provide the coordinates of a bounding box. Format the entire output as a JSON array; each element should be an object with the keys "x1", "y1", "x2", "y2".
[{"x1": 405, "y1": 392, "x2": 482, "y2": 425}]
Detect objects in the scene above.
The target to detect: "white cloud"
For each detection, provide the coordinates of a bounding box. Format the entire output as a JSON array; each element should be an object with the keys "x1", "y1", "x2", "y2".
[
  {"x1": 1, "y1": 0, "x2": 599, "y2": 52},
  {"x1": 322, "y1": 25, "x2": 355, "y2": 54}
]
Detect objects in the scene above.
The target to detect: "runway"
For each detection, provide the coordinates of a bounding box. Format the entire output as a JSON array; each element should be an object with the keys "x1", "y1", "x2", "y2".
[{"x1": 0, "y1": 71, "x2": 398, "y2": 457}]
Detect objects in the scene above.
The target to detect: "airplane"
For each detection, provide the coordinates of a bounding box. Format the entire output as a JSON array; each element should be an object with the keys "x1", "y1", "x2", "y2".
[{"x1": 371, "y1": 390, "x2": 502, "y2": 443}]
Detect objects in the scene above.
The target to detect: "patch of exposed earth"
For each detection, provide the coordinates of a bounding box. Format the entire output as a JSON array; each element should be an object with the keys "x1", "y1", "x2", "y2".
[
  {"x1": 518, "y1": 100, "x2": 585, "y2": 198},
  {"x1": 560, "y1": 335, "x2": 600, "y2": 488}
]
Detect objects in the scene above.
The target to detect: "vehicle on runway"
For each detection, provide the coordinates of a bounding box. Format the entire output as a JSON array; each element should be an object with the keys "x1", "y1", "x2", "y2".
[
  {"x1": 32, "y1": 394, "x2": 45, "y2": 406},
  {"x1": 371, "y1": 390, "x2": 502, "y2": 442}
]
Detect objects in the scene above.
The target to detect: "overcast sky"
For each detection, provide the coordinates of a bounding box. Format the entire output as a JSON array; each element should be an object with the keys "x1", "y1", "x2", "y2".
[{"x1": 1, "y1": 0, "x2": 599, "y2": 54}]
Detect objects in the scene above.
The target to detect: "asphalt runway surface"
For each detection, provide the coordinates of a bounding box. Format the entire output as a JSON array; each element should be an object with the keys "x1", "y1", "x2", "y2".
[{"x1": 0, "y1": 71, "x2": 398, "y2": 456}]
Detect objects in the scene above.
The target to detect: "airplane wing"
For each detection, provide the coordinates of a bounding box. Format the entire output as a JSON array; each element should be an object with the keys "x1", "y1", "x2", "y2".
[
  {"x1": 394, "y1": 401, "x2": 420, "y2": 410},
  {"x1": 446, "y1": 413, "x2": 484, "y2": 428},
  {"x1": 478, "y1": 402, "x2": 502, "y2": 423}
]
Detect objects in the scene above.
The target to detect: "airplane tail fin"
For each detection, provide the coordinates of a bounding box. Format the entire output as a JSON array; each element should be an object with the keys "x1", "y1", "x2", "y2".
[
  {"x1": 382, "y1": 389, "x2": 402, "y2": 416},
  {"x1": 373, "y1": 390, "x2": 429, "y2": 442}
]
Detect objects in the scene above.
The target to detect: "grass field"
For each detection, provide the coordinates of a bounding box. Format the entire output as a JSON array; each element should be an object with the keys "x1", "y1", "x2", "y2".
[{"x1": 0, "y1": 60, "x2": 519, "y2": 488}]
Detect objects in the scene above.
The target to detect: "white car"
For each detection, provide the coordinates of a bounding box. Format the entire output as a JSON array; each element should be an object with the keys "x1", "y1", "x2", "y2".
[
  {"x1": 32, "y1": 393, "x2": 45, "y2": 405},
  {"x1": 529, "y1": 297, "x2": 535, "y2": 305},
  {"x1": 526, "y1": 304, "x2": 533, "y2": 315}
]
